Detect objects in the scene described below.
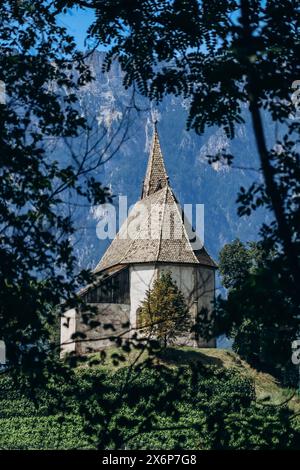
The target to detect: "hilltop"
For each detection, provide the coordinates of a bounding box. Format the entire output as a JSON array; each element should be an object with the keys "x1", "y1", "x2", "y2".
[{"x1": 84, "y1": 346, "x2": 300, "y2": 414}]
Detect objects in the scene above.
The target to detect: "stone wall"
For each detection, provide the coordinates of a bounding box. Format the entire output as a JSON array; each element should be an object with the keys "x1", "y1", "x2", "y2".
[
  {"x1": 60, "y1": 303, "x2": 130, "y2": 356},
  {"x1": 76, "y1": 303, "x2": 130, "y2": 355}
]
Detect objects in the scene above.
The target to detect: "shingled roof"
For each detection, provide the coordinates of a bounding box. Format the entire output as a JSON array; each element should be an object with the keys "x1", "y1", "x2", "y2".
[{"x1": 95, "y1": 127, "x2": 217, "y2": 273}]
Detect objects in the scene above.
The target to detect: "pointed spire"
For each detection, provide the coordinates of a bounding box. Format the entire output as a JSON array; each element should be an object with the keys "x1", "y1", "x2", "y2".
[{"x1": 141, "y1": 123, "x2": 169, "y2": 199}]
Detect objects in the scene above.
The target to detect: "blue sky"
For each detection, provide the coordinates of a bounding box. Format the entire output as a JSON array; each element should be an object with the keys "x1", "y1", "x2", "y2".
[
  {"x1": 58, "y1": 7, "x2": 96, "y2": 50},
  {"x1": 58, "y1": 5, "x2": 243, "y2": 51}
]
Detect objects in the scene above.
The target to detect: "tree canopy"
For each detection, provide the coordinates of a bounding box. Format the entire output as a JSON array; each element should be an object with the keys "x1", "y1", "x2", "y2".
[
  {"x1": 216, "y1": 239, "x2": 298, "y2": 384},
  {"x1": 0, "y1": 1, "x2": 112, "y2": 370}
]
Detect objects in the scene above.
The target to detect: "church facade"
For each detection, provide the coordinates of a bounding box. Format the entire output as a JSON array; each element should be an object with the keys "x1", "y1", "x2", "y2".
[{"x1": 61, "y1": 127, "x2": 217, "y2": 355}]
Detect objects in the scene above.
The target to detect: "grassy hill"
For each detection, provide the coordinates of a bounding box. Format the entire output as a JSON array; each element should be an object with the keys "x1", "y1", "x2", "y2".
[
  {"x1": 84, "y1": 346, "x2": 300, "y2": 413},
  {"x1": 0, "y1": 347, "x2": 299, "y2": 449}
]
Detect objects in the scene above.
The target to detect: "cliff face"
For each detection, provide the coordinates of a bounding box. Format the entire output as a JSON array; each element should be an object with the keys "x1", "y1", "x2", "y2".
[{"x1": 57, "y1": 51, "x2": 272, "y2": 274}]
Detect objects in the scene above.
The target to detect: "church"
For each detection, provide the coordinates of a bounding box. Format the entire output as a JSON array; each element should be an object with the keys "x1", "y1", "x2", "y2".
[{"x1": 61, "y1": 126, "x2": 217, "y2": 355}]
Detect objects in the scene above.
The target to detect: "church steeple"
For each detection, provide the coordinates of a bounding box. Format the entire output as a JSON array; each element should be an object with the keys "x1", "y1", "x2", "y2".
[
  {"x1": 141, "y1": 124, "x2": 169, "y2": 199},
  {"x1": 95, "y1": 122, "x2": 217, "y2": 273}
]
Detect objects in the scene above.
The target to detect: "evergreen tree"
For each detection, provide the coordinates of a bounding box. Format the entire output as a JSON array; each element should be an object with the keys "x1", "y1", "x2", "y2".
[
  {"x1": 138, "y1": 272, "x2": 190, "y2": 347},
  {"x1": 216, "y1": 240, "x2": 298, "y2": 384}
]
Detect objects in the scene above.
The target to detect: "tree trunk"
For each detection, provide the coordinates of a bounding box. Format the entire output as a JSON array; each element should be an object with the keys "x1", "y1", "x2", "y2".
[{"x1": 240, "y1": 0, "x2": 300, "y2": 297}]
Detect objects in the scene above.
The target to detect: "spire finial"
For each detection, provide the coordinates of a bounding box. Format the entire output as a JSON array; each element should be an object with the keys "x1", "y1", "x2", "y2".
[
  {"x1": 151, "y1": 108, "x2": 160, "y2": 127},
  {"x1": 141, "y1": 121, "x2": 169, "y2": 199}
]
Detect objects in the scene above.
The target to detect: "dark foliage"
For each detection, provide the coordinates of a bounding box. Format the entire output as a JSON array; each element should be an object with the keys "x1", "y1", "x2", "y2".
[
  {"x1": 0, "y1": 1, "x2": 112, "y2": 371},
  {"x1": 0, "y1": 362, "x2": 298, "y2": 450},
  {"x1": 215, "y1": 240, "x2": 299, "y2": 385}
]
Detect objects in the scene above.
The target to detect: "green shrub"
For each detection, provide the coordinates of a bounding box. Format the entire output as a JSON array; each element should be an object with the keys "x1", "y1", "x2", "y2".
[
  {"x1": 0, "y1": 415, "x2": 90, "y2": 450},
  {"x1": 0, "y1": 364, "x2": 298, "y2": 449}
]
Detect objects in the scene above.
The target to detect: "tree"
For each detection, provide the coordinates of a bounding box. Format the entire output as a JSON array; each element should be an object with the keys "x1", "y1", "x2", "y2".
[
  {"x1": 219, "y1": 238, "x2": 273, "y2": 290},
  {"x1": 219, "y1": 239, "x2": 253, "y2": 290},
  {"x1": 215, "y1": 240, "x2": 298, "y2": 384},
  {"x1": 0, "y1": 1, "x2": 122, "y2": 372},
  {"x1": 138, "y1": 272, "x2": 190, "y2": 348}
]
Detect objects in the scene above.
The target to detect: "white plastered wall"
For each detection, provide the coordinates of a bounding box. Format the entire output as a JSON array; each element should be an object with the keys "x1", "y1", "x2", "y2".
[
  {"x1": 157, "y1": 264, "x2": 197, "y2": 346},
  {"x1": 130, "y1": 265, "x2": 156, "y2": 329},
  {"x1": 0, "y1": 340, "x2": 6, "y2": 365},
  {"x1": 60, "y1": 308, "x2": 76, "y2": 357},
  {"x1": 130, "y1": 264, "x2": 199, "y2": 346},
  {"x1": 155, "y1": 264, "x2": 215, "y2": 347},
  {"x1": 157, "y1": 265, "x2": 196, "y2": 306},
  {"x1": 195, "y1": 266, "x2": 216, "y2": 347}
]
